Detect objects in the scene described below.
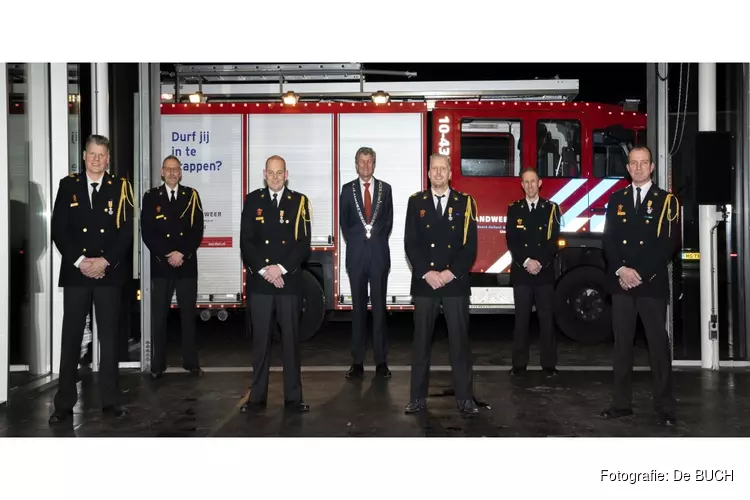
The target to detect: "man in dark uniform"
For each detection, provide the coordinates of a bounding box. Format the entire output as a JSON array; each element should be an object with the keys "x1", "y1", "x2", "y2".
[
  {"x1": 49, "y1": 134, "x2": 135, "y2": 424},
  {"x1": 141, "y1": 155, "x2": 205, "y2": 380},
  {"x1": 601, "y1": 145, "x2": 680, "y2": 426},
  {"x1": 239, "y1": 155, "x2": 312, "y2": 412},
  {"x1": 404, "y1": 153, "x2": 479, "y2": 415},
  {"x1": 339, "y1": 146, "x2": 394, "y2": 379},
  {"x1": 506, "y1": 167, "x2": 561, "y2": 377}
]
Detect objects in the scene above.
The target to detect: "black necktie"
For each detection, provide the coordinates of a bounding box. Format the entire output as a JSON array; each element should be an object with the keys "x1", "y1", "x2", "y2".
[
  {"x1": 635, "y1": 187, "x2": 642, "y2": 212},
  {"x1": 91, "y1": 182, "x2": 99, "y2": 207},
  {"x1": 530, "y1": 202, "x2": 536, "y2": 212},
  {"x1": 436, "y1": 195, "x2": 445, "y2": 216},
  {"x1": 170, "y1": 189, "x2": 176, "y2": 202},
  {"x1": 273, "y1": 193, "x2": 278, "y2": 208}
]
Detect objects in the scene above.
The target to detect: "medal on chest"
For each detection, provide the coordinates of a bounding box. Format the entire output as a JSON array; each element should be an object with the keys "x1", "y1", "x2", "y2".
[{"x1": 279, "y1": 210, "x2": 284, "y2": 224}]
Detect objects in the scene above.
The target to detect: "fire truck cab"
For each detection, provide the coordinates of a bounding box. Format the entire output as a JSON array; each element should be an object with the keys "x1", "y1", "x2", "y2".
[{"x1": 438, "y1": 100, "x2": 646, "y2": 343}]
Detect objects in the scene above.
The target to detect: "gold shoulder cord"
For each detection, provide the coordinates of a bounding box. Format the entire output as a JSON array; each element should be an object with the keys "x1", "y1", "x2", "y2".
[
  {"x1": 180, "y1": 190, "x2": 203, "y2": 227},
  {"x1": 463, "y1": 195, "x2": 478, "y2": 245},
  {"x1": 547, "y1": 203, "x2": 558, "y2": 240},
  {"x1": 657, "y1": 193, "x2": 680, "y2": 238},
  {"x1": 116, "y1": 178, "x2": 136, "y2": 229},
  {"x1": 295, "y1": 195, "x2": 311, "y2": 241}
]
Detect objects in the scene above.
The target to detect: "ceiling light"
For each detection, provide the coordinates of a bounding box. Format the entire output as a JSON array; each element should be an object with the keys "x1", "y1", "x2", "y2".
[
  {"x1": 281, "y1": 91, "x2": 299, "y2": 106},
  {"x1": 371, "y1": 90, "x2": 389, "y2": 104}
]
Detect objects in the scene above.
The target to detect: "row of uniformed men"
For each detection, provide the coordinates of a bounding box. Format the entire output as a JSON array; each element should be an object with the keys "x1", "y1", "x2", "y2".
[{"x1": 46, "y1": 135, "x2": 678, "y2": 427}]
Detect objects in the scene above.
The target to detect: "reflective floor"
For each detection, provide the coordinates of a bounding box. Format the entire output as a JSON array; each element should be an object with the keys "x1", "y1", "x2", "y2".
[
  {"x1": 2, "y1": 312, "x2": 748, "y2": 437},
  {"x1": 164, "y1": 311, "x2": 654, "y2": 367},
  {"x1": 2, "y1": 368, "x2": 750, "y2": 437}
]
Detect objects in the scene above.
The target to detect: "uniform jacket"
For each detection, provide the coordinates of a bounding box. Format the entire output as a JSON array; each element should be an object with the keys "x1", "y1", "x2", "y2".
[
  {"x1": 240, "y1": 186, "x2": 312, "y2": 296},
  {"x1": 404, "y1": 188, "x2": 478, "y2": 297},
  {"x1": 505, "y1": 197, "x2": 561, "y2": 286},
  {"x1": 603, "y1": 184, "x2": 680, "y2": 298},
  {"x1": 339, "y1": 177, "x2": 393, "y2": 273},
  {"x1": 51, "y1": 171, "x2": 134, "y2": 287},
  {"x1": 141, "y1": 184, "x2": 204, "y2": 279}
]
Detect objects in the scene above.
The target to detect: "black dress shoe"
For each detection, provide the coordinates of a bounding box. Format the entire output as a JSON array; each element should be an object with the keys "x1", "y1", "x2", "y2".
[
  {"x1": 48, "y1": 409, "x2": 73, "y2": 425},
  {"x1": 102, "y1": 405, "x2": 130, "y2": 418},
  {"x1": 542, "y1": 368, "x2": 559, "y2": 378},
  {"x1": 240, "y1": 400, "x2": 266, "y2": 413},
  {"x1": 345, "y1": 363, "x2": 364, "y2": 379},
  {"x1": 509, "y1": 366, "x2": 527, "y2": 375},
  {"x1": 188, "y1": 367, "x2": 204, "y2": 377},
  {"x1": 600, "y1": 407, "x2": 634, "y2": 419},
  {"x1": 284, "y1": 401, "x2": 310, "y2": 412},
  {"x1": 658, "y1": 412, "x2": 677, "y2": 426},
  {"x1": 404, "y1": 399, "x2": 427, "y2": 414},
  {"x1": 457, "y1": 399, "x2": 480, "y2": 415},
  {"x1": 150, "y1": 371, "x2": 164, "y2": 380},
  {"x1": 375, "y1": 363, "x2": 392, "y2": 379}
]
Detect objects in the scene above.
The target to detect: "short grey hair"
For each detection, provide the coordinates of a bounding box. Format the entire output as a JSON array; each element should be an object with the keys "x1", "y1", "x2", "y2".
[
  {"x1": 429, "y1": 153, "x2": 451, "y2": 168},
  {"x1": 355, "y1": 146, "x2": 376, "y2": 164},
  {"x1": 85, "y1": 134, "x2": 110, "y2": 152},
  {"x1": 162, "y1": 155, "x2": 181, "y2": 168}
]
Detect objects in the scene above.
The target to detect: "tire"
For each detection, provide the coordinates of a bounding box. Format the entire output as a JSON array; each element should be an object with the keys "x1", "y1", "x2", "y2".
[
  {"x1": 554, "y1": 266, "x2": 613, "y2": 344},
  {"x1": 298, "y1": 269, "x2": 326, "y2": 342},
  {"x1": 270, "y1": 269, "x2": 326, "y2": 343}
]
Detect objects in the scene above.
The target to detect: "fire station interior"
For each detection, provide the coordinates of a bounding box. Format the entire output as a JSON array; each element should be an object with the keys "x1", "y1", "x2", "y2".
[{"x1": 2, "y1": 62, "x2": 750, "y2": 437}]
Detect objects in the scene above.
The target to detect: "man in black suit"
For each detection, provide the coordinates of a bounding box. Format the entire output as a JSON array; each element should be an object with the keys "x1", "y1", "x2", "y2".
[
  {"x1": 339, "y1": 146, "x2": 394, "y2": 379},
  {"x1": 141, "y1": 155, "x2": 205, "y2": 380},
  {"x1": 239, "y1": 155, "x2": 312, "y2": 412},
  {"x1": 403, "y1": 153, "x2": 479, "y2": 415},
  {"x1": 505, "y1": 167, "x2": 561, "y2": 377},
  {"x1": 49, "y1": 134, "x2": 134, "y2": 424},
  {"x1": 601, "y1": 145, "x2": 680, "y2": 426}
]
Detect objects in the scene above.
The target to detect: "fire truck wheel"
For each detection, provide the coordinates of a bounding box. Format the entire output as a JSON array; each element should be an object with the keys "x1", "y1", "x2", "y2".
[
  {"x1": 554, "y1": 266, "x2": 613, "y2": 344},
  {"x1": 271, "y1": 270, "x2": 326, "y2": 343},
  {"x1": 299, "y1": 270, "x2": 326, "y2": 342}
]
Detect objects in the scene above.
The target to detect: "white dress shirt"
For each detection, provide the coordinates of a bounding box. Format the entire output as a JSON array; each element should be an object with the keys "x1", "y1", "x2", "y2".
[
  {"x1": 432, "y1": 188, "x2": 451, "y2": 216},
  {"x1": 360, "y1": 177, "x2": 375, "y2": 204},
  {"x1": 163, "y1": 182, "x2": 181, "y2": 201},
  {"x1": 631, "y1": 180, "x2": 651, "y2": 208},
  {"x1": 268, "y1": 186, "x2": 285, "y2": 207}
]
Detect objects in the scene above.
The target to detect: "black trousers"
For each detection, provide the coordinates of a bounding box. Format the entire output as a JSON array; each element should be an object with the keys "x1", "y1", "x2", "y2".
[
  {"x1": 248, "y1": 294, "x2": 302, "y2": 403},
  {"x1": 349, "y1": 259, "x2": 389, "y2": 365},
  {"x1": 512, "y1": 284, "x2": 556, "y2": 369},
  {"x1": 151, "y1": 277, "x2": 199, "y2": 374},
  {"x1": 612, "y1": 294, "x2": 675, "y2": 413},
  {"x1": 410, "y1": 296, "x2": 473, "y2": 402},
  {"x1": 54, "y1": 285, "x2": 121, "y2": 411}
]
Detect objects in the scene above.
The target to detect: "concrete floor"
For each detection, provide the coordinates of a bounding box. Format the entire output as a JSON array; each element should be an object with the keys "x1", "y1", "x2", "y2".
[
  {"x1": 3, "y1": 312, "x2": 749, "y2": 437},
  {"x1": 2, "y1": 366, "x2": 750, "y2": 437}
]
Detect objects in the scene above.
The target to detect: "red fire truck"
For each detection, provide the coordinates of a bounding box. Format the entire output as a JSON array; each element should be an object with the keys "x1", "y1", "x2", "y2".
[{"x1": 160, "y1": 70, "x2": 645, "y2": 344}]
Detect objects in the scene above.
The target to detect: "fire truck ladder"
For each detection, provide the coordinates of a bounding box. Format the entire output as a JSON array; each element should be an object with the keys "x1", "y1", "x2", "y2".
[{"x1": 161, "y1": 63, "x2": 580, "y2": 104}]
